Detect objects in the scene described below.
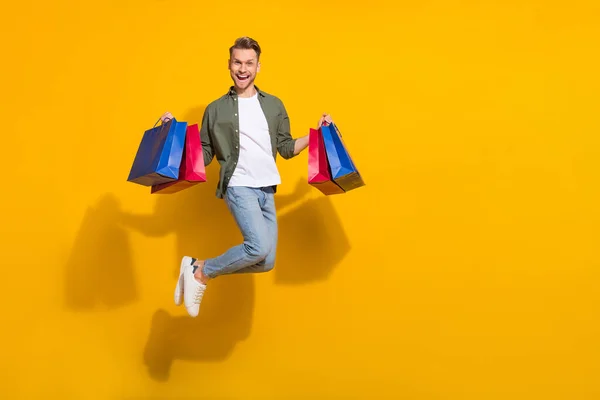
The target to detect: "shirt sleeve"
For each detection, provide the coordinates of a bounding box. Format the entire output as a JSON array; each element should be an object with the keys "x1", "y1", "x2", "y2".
[
  {"x1": 276, "y1": 100, "x2": 297, "y2": 159},
  {"x1": 200, "y1": 106, "x2": 214, "y2": 166}
]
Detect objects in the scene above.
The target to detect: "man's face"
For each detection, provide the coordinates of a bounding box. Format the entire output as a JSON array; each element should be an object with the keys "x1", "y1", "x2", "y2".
[{"x1": 229, "y1": 48, "x2": 260, "y2": 91}]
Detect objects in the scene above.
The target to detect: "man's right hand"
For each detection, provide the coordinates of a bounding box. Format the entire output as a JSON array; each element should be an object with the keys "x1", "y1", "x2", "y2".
[
  {"x1": 160, "y1": 111, "x2": 174, "y2": 122},
  {"x1": 318, "y1": 113, "x2": 333, "y2": 128}
]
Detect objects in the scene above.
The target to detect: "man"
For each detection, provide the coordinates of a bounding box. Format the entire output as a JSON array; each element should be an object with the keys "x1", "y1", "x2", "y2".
[{"x1": 161, "y1": 37, "x2": 332, "y2": 317}]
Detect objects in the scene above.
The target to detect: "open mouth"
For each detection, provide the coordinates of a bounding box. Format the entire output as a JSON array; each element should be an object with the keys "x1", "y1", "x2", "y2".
[{"x1": 237, "y1": 74, "x2": 250, "y2": 82}]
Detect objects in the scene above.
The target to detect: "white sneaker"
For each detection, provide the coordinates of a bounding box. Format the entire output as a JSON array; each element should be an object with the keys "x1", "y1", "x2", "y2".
[
  {"x1": 183, "y1": 264, "x2": 207, "y2": 317},
  {"x1": 174, "y1": 256, "x2": 194, "y2": 306}
]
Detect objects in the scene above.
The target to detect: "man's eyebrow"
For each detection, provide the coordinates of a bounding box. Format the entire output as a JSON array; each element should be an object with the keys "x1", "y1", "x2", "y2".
[{"x1": 232, "y1": 58, "x2": 255, "y2": 63}]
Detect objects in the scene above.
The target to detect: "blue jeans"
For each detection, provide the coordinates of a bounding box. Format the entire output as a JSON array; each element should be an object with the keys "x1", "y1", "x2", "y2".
[{"x1": 203, "y1": 186, "x2": 278, "y2": 278}]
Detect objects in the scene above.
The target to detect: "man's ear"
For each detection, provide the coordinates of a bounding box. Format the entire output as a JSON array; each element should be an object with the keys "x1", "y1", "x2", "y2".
[
  {"x1": 227, "y1": 59, "x2": 231, "y2": 70},
  {"x1": 257, "y1": 62, "x2": 261, "y2": 73}
]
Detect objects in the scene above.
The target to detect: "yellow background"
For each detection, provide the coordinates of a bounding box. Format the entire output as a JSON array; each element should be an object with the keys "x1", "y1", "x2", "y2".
[{"x1": 1, "y1": 0, "x2": 599, "y2": 399}]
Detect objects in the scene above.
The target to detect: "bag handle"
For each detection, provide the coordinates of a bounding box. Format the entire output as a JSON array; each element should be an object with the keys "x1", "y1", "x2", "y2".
[
  {"x1": 327, "y1": 121, "x2": 342, "y2": 138},
  {"x1": 154, "y1": 116, "x2": 172, "y2": 128}
]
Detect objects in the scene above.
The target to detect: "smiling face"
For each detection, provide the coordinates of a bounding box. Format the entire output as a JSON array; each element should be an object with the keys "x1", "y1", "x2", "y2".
[{"x1": 228, "y1": 48, "x2": 260, "y2": 94}]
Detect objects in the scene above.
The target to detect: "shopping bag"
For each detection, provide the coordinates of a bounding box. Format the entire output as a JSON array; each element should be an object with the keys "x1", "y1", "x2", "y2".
[
  {"x1": 151, "y1": 123, "x2": 207, "y2": 194},
  {"x1": 127, "y1": 117, "x2": 187, "y2": 186},
  {"x1": 308, "y1": 127, "x2": 344, "y2": 195},
  {"x1": 320, "y1": 122, "x2": 365, "y2": 192}
]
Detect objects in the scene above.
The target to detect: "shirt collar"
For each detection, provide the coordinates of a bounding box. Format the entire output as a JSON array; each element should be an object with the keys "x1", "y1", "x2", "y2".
[{"x1": 227, "y1": 85, "x2": 265, "y2": 98}]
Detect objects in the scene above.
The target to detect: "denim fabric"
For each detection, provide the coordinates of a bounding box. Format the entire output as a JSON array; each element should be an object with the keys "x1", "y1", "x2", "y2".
[{"x1": 202, "y1": 186, "x2": 277, "y2": 278}]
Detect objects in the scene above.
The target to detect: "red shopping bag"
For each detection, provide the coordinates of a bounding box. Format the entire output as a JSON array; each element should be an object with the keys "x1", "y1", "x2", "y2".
[
  {"x1": 308, "y1": 127, "x2": 344, "y2": 195},
  {"x1": 151, "y1": 123, "x2": 206, "y2": 194}
]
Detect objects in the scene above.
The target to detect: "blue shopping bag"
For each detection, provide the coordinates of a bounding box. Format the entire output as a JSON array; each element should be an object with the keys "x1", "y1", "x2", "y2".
[
  {"x1": 127, "y1": 117, "x2": 188, "y2": 186},
  {"x1": 320, "y1": 122, "x2": 365, "y2": 192}
]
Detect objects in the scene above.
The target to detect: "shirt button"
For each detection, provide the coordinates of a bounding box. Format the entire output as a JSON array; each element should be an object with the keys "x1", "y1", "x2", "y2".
[
  {"x1": 235, "y1": 129, "x2": 238, "y2": 132},
  {"x1": 235, "y1": 145, "x2": 238, "y2": 149},
  {"x1": 234, "y1": 113, "x2": 237, "y2": 116}
]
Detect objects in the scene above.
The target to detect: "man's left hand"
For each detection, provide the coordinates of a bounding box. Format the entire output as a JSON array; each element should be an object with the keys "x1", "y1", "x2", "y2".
[{"x1": 317, "y1": 113, "x2": 333, "y2": 128}]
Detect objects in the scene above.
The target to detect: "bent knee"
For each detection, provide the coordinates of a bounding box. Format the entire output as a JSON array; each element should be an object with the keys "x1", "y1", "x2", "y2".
[
  {"x1": 262, "y1": 260, "x2": 275, "y2": 273},
  {"x1": 244, "y1": 240, "x2": 271, "y2": 262}
]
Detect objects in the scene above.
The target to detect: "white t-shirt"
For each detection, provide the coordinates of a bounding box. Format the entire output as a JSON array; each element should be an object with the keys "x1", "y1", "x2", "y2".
[{"x1": 228, "y1": 93, "x2": 281, "y2": 188}]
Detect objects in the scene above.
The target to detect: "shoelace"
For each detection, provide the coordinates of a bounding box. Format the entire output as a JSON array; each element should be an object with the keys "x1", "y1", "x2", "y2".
[{"x1": 194, "y1": 286, "x2": 203, "y2": 304}]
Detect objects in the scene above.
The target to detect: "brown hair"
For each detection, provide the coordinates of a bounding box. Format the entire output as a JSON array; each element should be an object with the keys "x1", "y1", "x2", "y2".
[{"x1": 229, "y1": 36, "x2": 261, "y2": 61}]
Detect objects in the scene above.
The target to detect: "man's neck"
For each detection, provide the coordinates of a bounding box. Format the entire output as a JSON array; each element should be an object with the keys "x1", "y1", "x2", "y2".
[{"x1": 235, "y1": 84, "x2": 257, "y2": 98}]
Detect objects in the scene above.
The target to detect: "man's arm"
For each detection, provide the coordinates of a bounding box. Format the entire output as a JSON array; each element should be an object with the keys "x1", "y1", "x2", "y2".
[
  {"x1": 277, "y1": 102, "x2": 332, "y2": 158},
  {"x1": 276, "y1": 102, "x2": 298, "y2": 159},
  {"x1": 293, "y1": 135, "x2": 309, "y2": 155}
]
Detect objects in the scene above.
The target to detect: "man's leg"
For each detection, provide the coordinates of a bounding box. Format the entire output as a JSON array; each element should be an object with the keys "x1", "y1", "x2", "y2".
[
  {"x1": 202, "y1": 186, "x2": 274, "y2": 278},
  {"x1": 226, "y1": 186, "x2": 277, "y2": 274},
  {"x1": 178, "y1": 186, "x2": 273, "y2": 317}
]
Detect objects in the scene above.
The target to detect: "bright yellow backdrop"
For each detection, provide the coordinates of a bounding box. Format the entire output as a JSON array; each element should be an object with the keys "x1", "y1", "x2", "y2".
[{"x1": 1, "y1": 0, "x2": 599, "y2": 399}]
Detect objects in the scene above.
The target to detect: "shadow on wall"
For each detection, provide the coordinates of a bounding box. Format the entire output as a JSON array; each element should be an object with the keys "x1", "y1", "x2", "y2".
[
  {"x1": 274, "y1": 181, "x2": 352, "y2": 285},
  {"x1": 63, "y1": 105, "x2": 351, "y2": 381},
  {"x1": 64, "y1": 193, "x2": 138, "y2": 311}
]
